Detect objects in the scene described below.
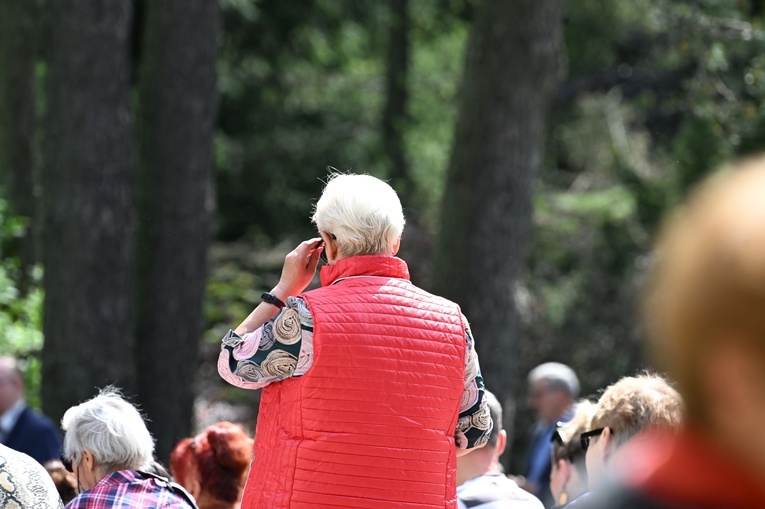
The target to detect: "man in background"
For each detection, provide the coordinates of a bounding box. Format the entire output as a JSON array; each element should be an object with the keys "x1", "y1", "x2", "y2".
[
  {"x1": 457, "y1": 390, "x2": 543, "y2": 509},
  {"x1": 0, "y1": 356, "x2": 61, "y2": 464},
  {"x1": 524, "y1": 362, "x2": 579, "y2": 506}
]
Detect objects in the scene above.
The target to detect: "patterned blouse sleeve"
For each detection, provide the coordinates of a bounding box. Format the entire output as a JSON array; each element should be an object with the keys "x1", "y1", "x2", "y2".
[
  {"x1": 455, "y1": 315, "x2": 493, "y2": 450},
  {"x1": 217, "y1": 297, "x2": 315, "y2": 390}
]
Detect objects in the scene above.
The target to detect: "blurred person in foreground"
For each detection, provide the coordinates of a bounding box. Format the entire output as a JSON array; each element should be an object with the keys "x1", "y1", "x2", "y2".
[
  {"x1": 548, "y1": 401, "x2": 594, "y2": 508},
  {"x1": 0, "y1": 356, "x2": 61, "y2": 464},
  {"x1": 569, "y1": 374, "x2": 682, "y2": 508},
  {"x1": 61, "y1": 387, "x2": 196, "y2": 509},
  {"x1": 170, "y1": 422, "x2": 253, "y2": 509},
  {"x1": 457, "y1": 390, "x2": 543, "y2": 509},
  {"x1": 218, "y1": 173, "x2": 492, "y2": 509},
  {"x1": 581, "y1": 156, "x2": 765, "y2": 508},
  {"x1": 0, "y1": 442, "x2": 63, "y2": 508},
  {"x1": 523, "y1": 362, "x2": 579, "y2": 505}
]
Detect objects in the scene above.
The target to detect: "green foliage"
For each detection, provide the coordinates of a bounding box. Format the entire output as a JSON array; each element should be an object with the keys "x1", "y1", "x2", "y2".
[{"x1": 0, "y1": 198, "x2": 43, "y2": 409}]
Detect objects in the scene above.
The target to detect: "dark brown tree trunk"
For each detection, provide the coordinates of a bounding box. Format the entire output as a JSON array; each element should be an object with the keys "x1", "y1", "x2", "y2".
[
  {"x1": 40, "y1": 0, "x2": 136, "y2": 421},
  {"x1": 134, "y1": 0, "x2": 219, "y2": 462},
  {"x1": 432, "y1": 0, "x2": 565, "y2": 402},
  {"x1": 0, "y1": 0, "x2": 40, "y2": 278},
  {"x1": 382, "y1": 0, "x2": 411, "y2": 204}
]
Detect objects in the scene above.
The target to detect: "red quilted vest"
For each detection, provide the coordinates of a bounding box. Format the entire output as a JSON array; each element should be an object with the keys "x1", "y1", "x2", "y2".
[{"x1": 242, "y1": 255, "x2": 466, "y2": 509}]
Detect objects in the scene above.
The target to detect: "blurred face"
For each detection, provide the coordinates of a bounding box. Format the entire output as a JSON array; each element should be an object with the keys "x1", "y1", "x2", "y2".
[
  {"x1": 0, "y1": 367, "x2": 23, "y2": 414},
  {"x1": 529, "y1": 380, "x2": 570, "y2": 424}
]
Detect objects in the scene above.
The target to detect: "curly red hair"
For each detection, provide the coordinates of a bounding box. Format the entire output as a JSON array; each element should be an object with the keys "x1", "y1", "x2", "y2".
[{"x1": 170, "y1": 422, "x2": 253, "y2": 504}]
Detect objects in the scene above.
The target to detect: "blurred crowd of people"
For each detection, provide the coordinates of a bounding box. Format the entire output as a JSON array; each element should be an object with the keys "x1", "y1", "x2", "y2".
[{"x1": 3, "y1": 157, "x2": 765, "y2": 508}]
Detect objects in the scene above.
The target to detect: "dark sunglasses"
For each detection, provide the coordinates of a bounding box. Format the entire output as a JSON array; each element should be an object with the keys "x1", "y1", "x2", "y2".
[
  {"x1": 61, "y1": 454, "x2": 73, "y2": 472},
  {"x1": 580, "y1": 427, "x2": 606, "y2": 452}
]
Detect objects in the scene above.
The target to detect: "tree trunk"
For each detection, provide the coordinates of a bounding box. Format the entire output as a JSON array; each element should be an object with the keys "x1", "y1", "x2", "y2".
[
  {"x1": 40, "y1": 0, "x2": 135, "y2": 421},
  {"x1": 135, "y1": 0, "x2": 219, "y2": 462},
  {"x1": 0, "y1": 0, "x2": 40, "y2": 277},
  {"x1": 382, "y1": 0, "x2": 411, "y2": 204},
  {"x1": 432, "y1": 0, "x2": 565, "y2": 403}
]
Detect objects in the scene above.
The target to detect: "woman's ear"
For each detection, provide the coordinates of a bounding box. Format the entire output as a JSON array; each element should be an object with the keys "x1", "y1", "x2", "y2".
[
  {"x1": 600, "y1": 426, "x2": 615, "y2": 459},
  {"x1": 188, "y1": 480, "x2": 202, "y2": 499},
  {"x1": 320, "y1": 231, "x2": 339, "y2": 264},
  {"x1": 82, "y1": 450, "x2": 96, "y2": 473},
  {"x1": 556, "y1": 459, "x2": 571, "y2": 484},
  {"x1": 391, "y1": 236, "x2": 401, "y2": 256}
]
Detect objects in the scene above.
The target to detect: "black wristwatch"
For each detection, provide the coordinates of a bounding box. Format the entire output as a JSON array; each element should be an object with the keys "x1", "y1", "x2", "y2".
[{"x1": 261, "y1": 292, "x2": 286, "y2": 309}]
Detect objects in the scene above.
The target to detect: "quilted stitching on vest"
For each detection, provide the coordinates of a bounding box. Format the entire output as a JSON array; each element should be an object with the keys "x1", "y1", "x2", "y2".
[{"x1": 243, "y1": 256, "x2": 466, "y2": 509}]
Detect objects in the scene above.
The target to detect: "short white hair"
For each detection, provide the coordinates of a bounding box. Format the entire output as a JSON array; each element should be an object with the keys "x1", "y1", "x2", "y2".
[
  {"x1": 312, "y1": 173, "x2": 405, "y2": 257},
  {"x1": 528, "y1": 362, "x2": 580, "y2": 398},
  {"x1": 62, "y1": 386, "x2": 154, "y2": 474}
]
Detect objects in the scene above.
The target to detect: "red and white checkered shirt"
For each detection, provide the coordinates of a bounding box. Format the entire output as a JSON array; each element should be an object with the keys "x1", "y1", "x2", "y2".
[{"x1": 65, "y1": 470, "x2": 193, "y2": 509}]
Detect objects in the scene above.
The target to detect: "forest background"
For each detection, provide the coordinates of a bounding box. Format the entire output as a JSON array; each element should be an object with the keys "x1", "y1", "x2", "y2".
[{"x1": 1, "y1": 0, "x2": 765, "y2": 473}]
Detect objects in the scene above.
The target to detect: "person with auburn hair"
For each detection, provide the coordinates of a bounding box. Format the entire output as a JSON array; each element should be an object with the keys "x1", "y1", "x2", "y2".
[
  {"x1": 549, "y1": 400, "x2": 594, "y2": 508},
  {"x1": 218, "y1": 173, "x2": 492, "y2": 509},
  {"x1": 579, "y1": 155, "x2": 765, "y2": 508},
  {"x1": 170, "y1": 422, "x2": 253, "y2": 509}
]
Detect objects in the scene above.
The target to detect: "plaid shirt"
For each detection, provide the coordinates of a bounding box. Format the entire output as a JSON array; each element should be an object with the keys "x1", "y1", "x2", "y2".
[{"x1": 65, "y1": 470, "x2": 193, "y2": 509}]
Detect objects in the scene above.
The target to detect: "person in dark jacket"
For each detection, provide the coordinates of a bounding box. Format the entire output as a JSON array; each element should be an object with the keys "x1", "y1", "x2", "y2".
[
  {"x1": 0, "y1": 356, "x2": 61, "y2": 464},
  {"x1": 577, "y1": 155, "x2": 765, "y2": 508}
]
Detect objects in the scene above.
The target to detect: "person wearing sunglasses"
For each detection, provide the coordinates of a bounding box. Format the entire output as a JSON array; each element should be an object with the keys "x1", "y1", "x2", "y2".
[
  {"x1": 549, "y1": 401, "x2": 594, "y2": 508},
  {"x1": 217, "y1": 173, "x2": 492, "y2": 509},
  {"x1": 566, "y1": 374, "x2": 682, "y2": 508},
  {"x1": 60, "y1": 387, "x2": 196, "y2": 508}
]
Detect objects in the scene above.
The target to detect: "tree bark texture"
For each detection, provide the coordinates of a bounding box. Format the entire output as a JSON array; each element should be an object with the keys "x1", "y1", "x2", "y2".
[
  {"x1": 0, "y1": 0, "x2": 40, "y2": 271},
  {"x1": 41, "y1": 0, "x2": 135, "y2": 421},
  {"x1": 432, "y1": 0, "x2": 565, "y2": 402},
  {"x1": 382, "y1": 0, "x2": 411, "y2": 204},
  {"x1": 135, "y1": 0, "x2": 219, "y2": 462}
]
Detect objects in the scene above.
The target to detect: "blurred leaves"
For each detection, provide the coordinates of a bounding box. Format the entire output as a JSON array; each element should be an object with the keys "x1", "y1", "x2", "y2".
[{"x1": 0, "y1": 196, "x2": 43, "y2": 409}]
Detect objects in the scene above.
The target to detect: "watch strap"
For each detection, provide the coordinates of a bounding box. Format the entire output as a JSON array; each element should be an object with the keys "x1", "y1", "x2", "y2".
[{"x1": 261, "y1": 292, "x2": 286, "y2": 309}]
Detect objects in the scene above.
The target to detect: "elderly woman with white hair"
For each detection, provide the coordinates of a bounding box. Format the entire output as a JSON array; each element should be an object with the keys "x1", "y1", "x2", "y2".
[
  {"x1": 61, "y1": 387, "x2": 196, "y2": 508},
  {"x1": 218, "y1": 173, "x2": 492, "y2": 509}
]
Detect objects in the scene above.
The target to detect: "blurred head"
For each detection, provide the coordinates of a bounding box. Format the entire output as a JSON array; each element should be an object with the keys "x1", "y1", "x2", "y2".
[
  {"x1": 549, "y1": 400, "x2": 595, "y2": 505},
  {"x1": 312, "y1": 173, "x2": 405, "y2": 262},
  {"x1": 61, "y1": 387, "x2": 154, "y2": 491},
  {"x1": 528, "y1": 362, "x2": 579, "y2": 424},
  {"x1": 456, "y1": 391, "x2": 505, "y2": 486},
  {"x1": 643, "y1": 155, "x2": 765, "y2": 482},
  {"x1": 584, "y1": 374, "x2": 682, "y2": 486},
  {"x1": 170, "y1": 422, "x2": 253, "y2": 509},
  {"x1": 44, "y1": 460, "x2": 78, "y2": 505},
  {"x1": 0, "y1": 356, "x2": 24, "y2": 414}
]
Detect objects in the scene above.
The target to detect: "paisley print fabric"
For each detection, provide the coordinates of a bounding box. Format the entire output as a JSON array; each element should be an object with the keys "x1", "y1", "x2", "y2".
[
  {"x1": 0, "y1": 443, "x2": 63, "y2": 509},
  {"x1": 219, "y1": 296, "x2": 492, "y2": 449}
]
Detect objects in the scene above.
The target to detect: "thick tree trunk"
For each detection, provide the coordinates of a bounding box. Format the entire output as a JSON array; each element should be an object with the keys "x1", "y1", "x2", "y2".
[
  {"x1": 0, "y1": 0, "x2": 40, "y2": 276},
  {"x1": 432, "y1": 0, "x2": 565, "y2": 402},
  {"x1": 135, "y1": 0, "x2": 219, "y2": 462},
  {"x1": 382, "y1": 0, "x2": 411, "y2": 204},
  {"x1": 41, "y1": 0, "x2": 135, "y2": 421}
]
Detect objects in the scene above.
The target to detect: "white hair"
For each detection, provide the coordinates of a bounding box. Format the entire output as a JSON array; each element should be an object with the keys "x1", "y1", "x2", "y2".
[
  {"x1": 528, "y1": 362, "x2": 580, "y2": 398},
  {"x1": 61, "y1": 386, "x2": 154, "y2": 474},
  {"x1": 312, "y1": 173, "x2": 405, "y2": 257}
]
